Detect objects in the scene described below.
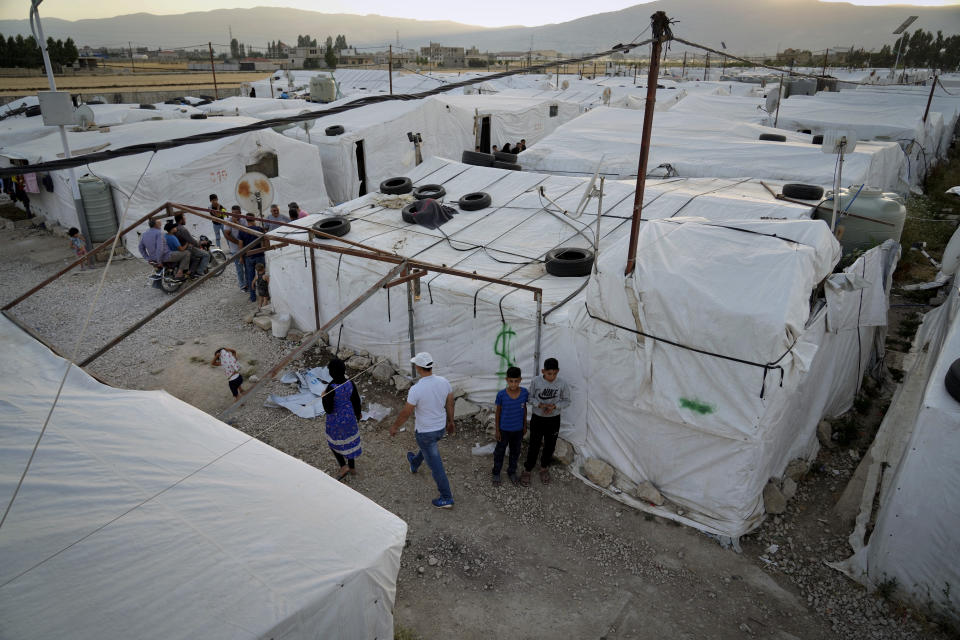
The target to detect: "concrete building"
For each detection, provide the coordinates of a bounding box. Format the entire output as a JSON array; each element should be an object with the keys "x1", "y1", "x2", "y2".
[{"x1": 420, "y1": 42, "x2": 465, "y2": 68}]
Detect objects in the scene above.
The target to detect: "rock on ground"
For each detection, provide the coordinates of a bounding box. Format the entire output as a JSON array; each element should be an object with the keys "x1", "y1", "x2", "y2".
[
  {"x1": 553, "y1": 438, "x2": 575, "y2": 465},
  {"x1": 763, "y1": 480, "x2": 787, "y2": 515},
  {"x1": 583, "y1": 458, "x2": 614, "y2": 487},
  {"x1": 252, "y1": 316, "x2": 272, "y2": 331},
  {"x1": 817, "y1": 420, "x2": 835, "y2": 449},
  {"x1": 371, "y1": 360, "x2": 395, "y2": 382},
  {"x1": 346, "y1": 354, "x2": 371, "y2": 370},
  {"x1": 634, "y1": 481, "x2": 665, "y2": 506},
  {"x1": 613, "y1": 471, "x2": 637, "y2": 495},
  {"x1": 454, "y1": 397, "x2": 481, "y2": 419},
  {"x1": 393, "y1": 374, "x2": 411, "y2": 392}
]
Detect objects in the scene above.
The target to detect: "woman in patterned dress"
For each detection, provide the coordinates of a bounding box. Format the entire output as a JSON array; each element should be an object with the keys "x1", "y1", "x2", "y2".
[{"x1": 321, "y1": 358, "x2": 362, "y2": 480}]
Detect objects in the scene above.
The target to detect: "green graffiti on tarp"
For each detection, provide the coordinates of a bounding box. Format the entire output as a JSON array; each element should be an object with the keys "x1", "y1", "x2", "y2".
[
  {"x1": 494, "y1": 323, "x2": 517, "y2": 380},
  {"x1": 679, "y1": 397, "x2": 714, "y2": 415}
]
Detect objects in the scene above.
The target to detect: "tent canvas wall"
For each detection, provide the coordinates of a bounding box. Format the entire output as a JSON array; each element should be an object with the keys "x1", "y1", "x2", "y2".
[
  {"x1": 0, "y1": 315, "x2": 407, "y2": 639},
  {"x1": 266, "y1": 158, "x2": 896, "y2": 538},
  {"x1": 834, "y1": 282, "x2": 960, "y2": 619},
  {"x1": 0, "y1": 118, "x2": 330, "y2": 250},
  {"x1": 280, "y1": 94, "x2": 579, "y2": 203},
  {"x1": 519, "y1": 106, "x2": 906, "y2": 190}
]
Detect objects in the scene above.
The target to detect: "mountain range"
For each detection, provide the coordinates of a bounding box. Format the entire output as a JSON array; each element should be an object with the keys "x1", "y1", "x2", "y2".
[{"x1": 1, "y1": 1, "x2": 957, "y2": 57}]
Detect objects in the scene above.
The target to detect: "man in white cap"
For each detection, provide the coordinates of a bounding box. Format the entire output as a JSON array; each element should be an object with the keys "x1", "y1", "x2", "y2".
[{"x1": 390, "y1": 351, "x2": 455, "y2": 508}]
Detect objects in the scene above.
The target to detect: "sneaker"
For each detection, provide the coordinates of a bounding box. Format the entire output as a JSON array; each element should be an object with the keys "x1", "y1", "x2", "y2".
[
  {"x1": 406, "y1": 451, "x2": 419, "y2": 474},
  {"x1": 508, "y1": 472, "x2": 521, "y2": 486},
  {"x1": 431, "y1": 497, "x2": 454, "y2": 509},
  {"x1": 491, "y1": 473, "x2": 502, "y2": 486}
]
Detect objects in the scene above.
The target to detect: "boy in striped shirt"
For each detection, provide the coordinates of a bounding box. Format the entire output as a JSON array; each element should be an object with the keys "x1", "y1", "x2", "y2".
[{"x1": 492, "y1": 366, "x2": 528, "y2": 486}]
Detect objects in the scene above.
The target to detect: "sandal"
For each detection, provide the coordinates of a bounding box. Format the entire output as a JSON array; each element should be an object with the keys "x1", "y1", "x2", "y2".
[
  {"x1": 539, "y1": 468, "x2": 552, "y2": 485},
  {"x1": 519, "y1": 471, "x2": 531, "y2": 487},
  {"x1": 336, "y1": 467, "x2": 350, "y2": 481}
]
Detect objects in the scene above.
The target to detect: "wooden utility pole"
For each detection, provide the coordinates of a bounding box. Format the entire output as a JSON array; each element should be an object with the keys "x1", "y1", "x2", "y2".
[
  {"x1": 681, "y1": 51, "x2": 687, "y2": 78},
  {"x1": 633, "y1": 61, "x2": 638, "y2": 85},
  {"x1": 388, "y1": 44, "x2": 393, "y2": 95},
  {"x1": 208, "y1": 42, "x2": 219, "y2": 99},
  {"x1": 704, "y1": 53, "x2": 710, "y2": 81},
  {"x1": 129, "y1": 41, "x2": 135, "y2": 73},
  {"x1": 625, "y1": 11, "x2": 672, "y2": 275},
  {"x1": 822, "y1": 48, "x2": 829, "y2": 77},
  {"x1": 923, "y1": 74, "x2": 937, "y2": 123}
]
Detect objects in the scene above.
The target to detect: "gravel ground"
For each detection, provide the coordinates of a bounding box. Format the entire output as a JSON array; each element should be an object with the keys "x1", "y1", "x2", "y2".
[{"x1": 1, "y1": 224, "x2": 951, "y2": 640}]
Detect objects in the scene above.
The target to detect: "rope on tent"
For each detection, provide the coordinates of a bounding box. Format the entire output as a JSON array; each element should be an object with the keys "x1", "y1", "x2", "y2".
[
  {"x1": 583, "y1": 303, "x2": 792, "y2": 398},
  {"x1": 0, "y1": 151, "x2": 158, "y2": 533},
  {"x1": 0, "y1": 356, "x2": 391, "y2": 590}
]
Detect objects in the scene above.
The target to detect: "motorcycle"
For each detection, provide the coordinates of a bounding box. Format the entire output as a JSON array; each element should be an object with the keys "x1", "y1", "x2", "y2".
[{"x1": 146, "y1": 234, "x2": 228, "y2": 294}]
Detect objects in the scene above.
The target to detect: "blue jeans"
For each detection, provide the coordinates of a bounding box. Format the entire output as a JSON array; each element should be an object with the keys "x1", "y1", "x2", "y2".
[
  {"x1": 212, "y1": 222, "x2": 223, "y2": 247},
  {"x1": 492, "y1": 429, "x2": 523, "y2": 476},
  {"x1": 412, "y1": 428, "x2": 452, "y2": 500},
  {"x1": 244, "y1": 255, "x2": 265, "y2": 302},
  {"x1": 232, "y1": 255, "x2": 245, "y2": 287}
]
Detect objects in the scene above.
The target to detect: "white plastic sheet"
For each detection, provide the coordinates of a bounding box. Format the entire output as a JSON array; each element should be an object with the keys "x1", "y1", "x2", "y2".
[{"x1": 0, "y1": 316, "x2": 407, "y2": 640}]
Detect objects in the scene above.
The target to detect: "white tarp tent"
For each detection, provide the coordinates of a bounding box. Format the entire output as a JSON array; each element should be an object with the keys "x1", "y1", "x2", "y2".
[
  {"x1": 833, "y1": 281, "x2": 960, "y2": 619},
  {"x1": 266, "y1": 157, "x2": 897, "y2": 538},
  {"x1": 0, "y1": 118, "x2": 330, "y2": 250},
  {"x1": 520, "y1": 106, "x2": 906, "y2": 190},
  {"x1": 0, "y1": 315, "x2": 407, "y2": 640},
  {"x1": 280, "y1": 94, "x2": 579, "y2": 203}
]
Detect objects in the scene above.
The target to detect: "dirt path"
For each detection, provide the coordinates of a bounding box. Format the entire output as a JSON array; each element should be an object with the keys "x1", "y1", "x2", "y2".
[{"x1": 0, "y1": 225, "x2": 943, "y2": 640}]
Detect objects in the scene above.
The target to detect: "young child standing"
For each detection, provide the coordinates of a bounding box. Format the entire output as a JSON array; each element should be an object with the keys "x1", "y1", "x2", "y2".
[
  {"x1": 253, "y1": 262, "x2": 270, "y2": 313},
  {"x1": 211, "y1": 347, "x2": 244, "y2": 399},
  {"x1": 68, "y1": 227, "x2": 89, "y2": 270},
  {"x1": 521, "y1": 357, "x2": 570, "y2": 486},
  {"x1": 492, "y1": 366, "x2": 528, "y2": 486}
]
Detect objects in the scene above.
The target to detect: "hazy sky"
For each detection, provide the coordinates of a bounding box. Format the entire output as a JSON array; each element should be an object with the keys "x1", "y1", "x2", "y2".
[{"x1": 5, "y1": 0, "x2": 958, "y2": 27}]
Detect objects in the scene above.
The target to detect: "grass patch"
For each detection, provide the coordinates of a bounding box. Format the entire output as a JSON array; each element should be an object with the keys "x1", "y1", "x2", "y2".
[
  {"x1": 189, "y1": 355, "x2": 207, "y2": 364},
  {"x1": 395, "y1": 625, "x2": 421, "y2": 640},
  {"x1": 876, "y1": 574, "x2": 898, "y2": 600},
  {"x1": 247, "y1": 359, "x2": 258, "y2": 366}
]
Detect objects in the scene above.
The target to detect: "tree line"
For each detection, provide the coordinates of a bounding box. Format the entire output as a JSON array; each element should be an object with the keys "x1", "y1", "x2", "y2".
[
  {"x1": 769, "y1": 29, "x2": 960, "y2": 71},
  {"x1": 0, "y1": 34, "x2": 78, "y2": 69}
]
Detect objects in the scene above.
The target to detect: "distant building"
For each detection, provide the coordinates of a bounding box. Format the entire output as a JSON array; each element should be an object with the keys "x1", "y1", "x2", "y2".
[{"x1": 420, "y1": 42, "x2": 465, "y2": 68}]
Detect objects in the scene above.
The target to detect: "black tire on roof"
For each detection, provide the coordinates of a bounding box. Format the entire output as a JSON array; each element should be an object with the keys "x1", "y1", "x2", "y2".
[
  {"x1": 494, "y1": 150, "x2": 518, "y2": 163},
  {"x1": 325, "y1": 124, "x2": 345, "y2": 136},
  {"x1": 380, "y1": 177, "x2": 413, "y2": 195},
  {"x1": 461, "y1": 150, "x2": 495, "y2": 167},
  {"x1": 190, "y1": 113, "x2": 208, "y2": 119},
  {"x1": 782, "y1": 183, "x2": 825, "y2": 200},
  {"x1": 545, "y1": 247, "x2": 595, "y2": 277},
  {"x1": 458, "y1": 192, "x2": 492, "y2": 211},
  {"x1": 759, "y1": 133, "x2": 787, "y2": 142},
  {"x1": 401, "y1": 200, "x2": 427, "y2": 224},
  {"x1": 812, "y1": 134, "x2": 824, "y2": 145},
  {"x1": 493, "y1": 160, "x2": 521, "y2": 171},
  {"x1": 945, "y1": 358, "x2": 960, "y2": 403},
  {"x1": 312, "y1": 216, "x2": 351, "y2": 237},
  {"x1": 412, "y1": 184, "x2": 446, "y2": 200}
]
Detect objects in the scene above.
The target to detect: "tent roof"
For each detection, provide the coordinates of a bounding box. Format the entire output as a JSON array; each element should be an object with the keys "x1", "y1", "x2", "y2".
[{"x1": 0, "y1": 315, "x2": 406, "y2": 640}]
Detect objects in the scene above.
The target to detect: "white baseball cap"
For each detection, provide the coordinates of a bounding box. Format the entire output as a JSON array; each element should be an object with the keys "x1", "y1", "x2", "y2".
[{"x1": 410, "y1": 352, "x2": 434, "y2": 368}]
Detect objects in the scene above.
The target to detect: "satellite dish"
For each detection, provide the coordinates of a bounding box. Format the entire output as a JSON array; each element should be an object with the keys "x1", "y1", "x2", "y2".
[
  {"x1": 235, "y1": 171, "x2": 274, "y2": 217},
  {"x1": 821, "y1": 130, "x2": 857, "y2": 154},
  {"x1": 74, "y1": 105, "x2": 95, "y2": 128},
  {"x1": 298, "y1": 109, "x2": 316, "y2": 131},
  {"x1": 941, "y1": 226, "x2": 960, "y2": 276},
  {"x1": 561, "y1": 80, "x2": 569, "y2": 90},
  {"x1": 602, "y1": 87, "x2": 612, "y2": 106}
]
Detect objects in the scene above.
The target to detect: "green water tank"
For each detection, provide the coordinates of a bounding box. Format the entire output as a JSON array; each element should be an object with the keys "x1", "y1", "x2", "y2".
[
  {"x1": 78, "y1": 176, "x2": 118, "y2": 243},
  {"x1": 813, "y1": 185, "x2": 906, "y2": 254}
]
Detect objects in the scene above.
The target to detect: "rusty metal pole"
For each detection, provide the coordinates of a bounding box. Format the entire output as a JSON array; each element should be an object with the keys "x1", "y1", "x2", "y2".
[
  {"x1": 923, "y1": 74, "x2": 937, "y2": 123},
  {"x1": 208, "y1": 42, "x2": 219, "y2": 100},
  {"x1": 624, "y1": 11, "x2": 671, "y2": 275}
]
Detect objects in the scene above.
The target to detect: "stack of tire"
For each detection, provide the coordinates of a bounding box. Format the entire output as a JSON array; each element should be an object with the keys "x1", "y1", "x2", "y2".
[
  {"x1": 461, "y1": 149, "x2": 521, "y2": 171},
  {"x1": 379, "y1": 175, "x2": 492, "y2": 216}
]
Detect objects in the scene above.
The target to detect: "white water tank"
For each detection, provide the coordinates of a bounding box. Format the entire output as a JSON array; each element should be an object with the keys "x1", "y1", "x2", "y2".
[
  {"x1": 310, "y1": 75, "x2": 336, "y2": 103},
  {"x1": 814, "y1": 185, "x2": 906, "y2": 254}
]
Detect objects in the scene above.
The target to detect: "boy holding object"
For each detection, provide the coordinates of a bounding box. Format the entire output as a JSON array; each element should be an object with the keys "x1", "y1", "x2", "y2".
[{"x1": 521, "y1": 357, "x2": 570, "y2": 486}]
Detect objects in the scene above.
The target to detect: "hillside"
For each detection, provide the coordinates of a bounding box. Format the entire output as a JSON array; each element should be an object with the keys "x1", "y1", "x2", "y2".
[{"x1": 0, "y1": 1, "x2": 957, "y2": 56}]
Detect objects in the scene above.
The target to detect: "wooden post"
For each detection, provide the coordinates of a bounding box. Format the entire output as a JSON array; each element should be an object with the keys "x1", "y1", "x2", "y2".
[
  {"x1": 624, "y1": 11, "x2": 671, "y2": 275},
  {"x1": 208, "y1": 42, "x2": 219, "y2": 100},
  {"x1": 388, "y1": 44, "x2": 393, "y2": 95},
  {"x1": 704, "y1": 53, "x2": 710, "y2": 81},
  {"x1": 309, "y1": 230, "x2": 321, "y2": 331},
  {"x1": 923, "y1": 74, "x2": 937, "y2": 123},
  {"x1": 406, "y1": 275, "x2": 417, "y2": 378},
  {"x1": 822, "y1": 48, "x2": 829, "y2": 77},
  {"x1": 681, "y1": 51, "x2": 687, "y2": 78}
]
